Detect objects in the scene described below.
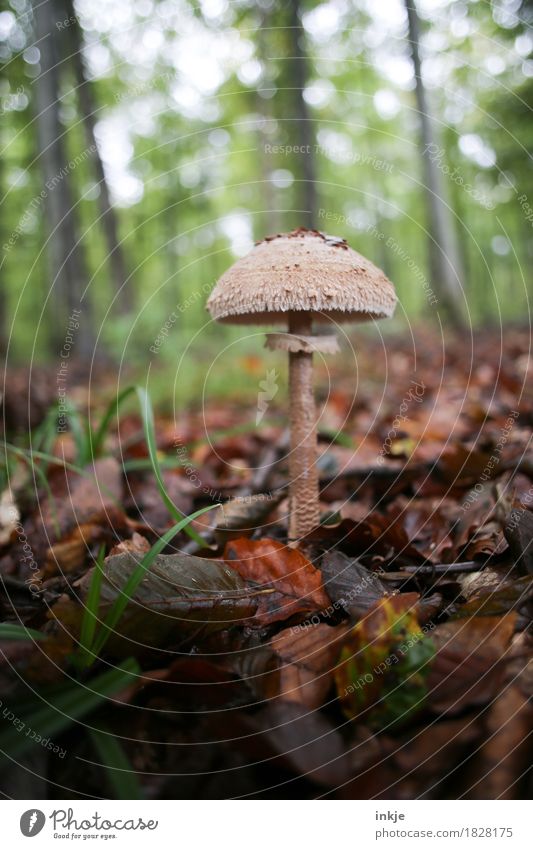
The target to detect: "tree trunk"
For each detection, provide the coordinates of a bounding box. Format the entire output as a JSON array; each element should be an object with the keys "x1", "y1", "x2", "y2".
[
  {"x1": 61, "y1": 0, "x2": 133, "y2": 315},
  {"x1": 256, "y1": 6, "x2": 280, "y2": 237},
  {"x1": 0, "y1": 148, "x2": 7, "y2": 359},
  {"x1": 287, "y1": 0, "x2": 317, "y2": 229},
  {"x1": 404, "y1": 0, "x2": 465, "y2": 327},
  {"x1": 32, "y1": 0, "x2": 94, "y2": 358}
]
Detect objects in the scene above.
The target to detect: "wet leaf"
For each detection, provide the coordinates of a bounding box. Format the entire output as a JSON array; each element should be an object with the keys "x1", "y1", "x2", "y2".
[
  {"x1": 426, "y1": 614, "x2": 516, "y2": 714},
  {"x1": 268, "y1": 622, "x2": 350, "y2": 709},
  {"x1": 504, "y1": 508, "x2": 533, "y2": 574},
  {"x1": 224, "y1": 537, "x2": 330, "y2": 624},
  {"x1": 334, "y1": 594, "x2": 435, "y2": 729},
  {"x1": 464, "y1": 685, "x2": 533, "y2": 799},
  {"x1": 319, "y1": 550, "x2": 389, "y2": 619},
  {"x1": 452, "y1": 574, "x2": 533, "y2": 618},
  {"x1": 304, "y1": 515, "x2": 426, "y2": 565},
  {"x1": 259, "y1": 700, "x2": 354, "y2": 787},
  {"x1": 213, "y1": 491, "x2": 284, "y2": 544},
  {"x1": 78, "y1": 551, "x2": 262, "y2": 651}
]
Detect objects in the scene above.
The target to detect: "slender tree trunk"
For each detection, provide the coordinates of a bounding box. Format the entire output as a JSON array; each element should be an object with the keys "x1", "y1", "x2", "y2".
[
  {"x1": 287, "y1": 0, "x2": 317, "y2": 229},
  {"x1": 404, "y1": 0, "x2": 465, "y2": 327},
  {"x1": 0, "y1": 148, "x2": 7, "y2": 359},
  {"x1": 32, "y1": 0, "x2": 94, "y2": 358},
  {"x1": 256, "y1": 7, "x2": 280, "y2": 237},
  {"x1": 61, "y1": 0, "x2": 133, "y2": 315}
]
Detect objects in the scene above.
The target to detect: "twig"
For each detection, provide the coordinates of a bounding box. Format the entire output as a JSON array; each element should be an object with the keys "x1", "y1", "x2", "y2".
[{"x1": 380, "y1": 561, "x2": 480, "y2": 580}]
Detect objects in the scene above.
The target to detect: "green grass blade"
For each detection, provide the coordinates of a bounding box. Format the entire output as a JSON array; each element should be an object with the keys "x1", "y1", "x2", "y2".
[
  {"x1": 32, "y1": 405, "x2": 62, "y2": 463},
  {"x1": 2, "y1": 443, "x2": 123, "y2": 515},
  {"x1": 63, "y1": 399, "x2": 91, "y2": 467},
  {"x1": 75, "y1": 545, "x2": 106, "y2": 669},
  {"x1": 189, "y1": 418, "x2": 280, "y2": 446},
  {"x1": 88, "y1": 726, "x2": 143, "y2": 799},
  {"x1": 0, "y1": 658, "x2": 140, "y2": 760},
  {"x1": 122, "y1": 457, "x2": 191, "y2": 472},
  {"x1": 136, "y1": 386, "x2": 205, "y2": 546},
  {"x1": 91, "y1": 386, "x2": 136, "y2": 460},
  {"x1": 90, "y1": 503, "x2": 217, "y2": 660},
  {"x1": 0, "y1": 623, "x2": 46, "y2": 641}
]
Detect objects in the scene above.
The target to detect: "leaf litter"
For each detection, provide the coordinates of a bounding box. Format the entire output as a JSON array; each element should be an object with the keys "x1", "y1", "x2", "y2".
[{"x1": 0, "y1": 328, "x2": 532, "y2": 799}]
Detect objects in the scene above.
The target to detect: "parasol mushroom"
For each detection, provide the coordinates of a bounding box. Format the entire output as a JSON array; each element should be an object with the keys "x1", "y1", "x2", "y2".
[{"x1": 206, "y1": 228, "x2": 397, "y2": 543}]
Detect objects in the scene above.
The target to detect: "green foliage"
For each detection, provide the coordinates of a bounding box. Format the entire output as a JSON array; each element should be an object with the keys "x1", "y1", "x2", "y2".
[
  {"x1": 0, "y1": 623, "x2": 46, "y2": 641},
  {"x1": 0, "y1": 659, "x2": 140, "y2": 761},
  {"x1": 88, "y1": 726, "x2": 143, "y2": 799},
  {"x1": 136, "y1": 386, "x2": 206, "y2": 545},
  {"x1": 84, "y1": 503, "x2": 218, "y2": 664},
  {"x1": 335, "y1": 598, "x2": 436, "y2": 730},
  {"x1": 74, "y1": 544, "x2": 106, "y2": 671},
  {"x1": 1, "y1": 0, "x2": 532, "y2": 363}
]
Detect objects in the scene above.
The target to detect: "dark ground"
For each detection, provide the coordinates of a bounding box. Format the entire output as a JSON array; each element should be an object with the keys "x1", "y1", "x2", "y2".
[{"x1": 0, "y1": 325, "x2": 532, "y2": 799}]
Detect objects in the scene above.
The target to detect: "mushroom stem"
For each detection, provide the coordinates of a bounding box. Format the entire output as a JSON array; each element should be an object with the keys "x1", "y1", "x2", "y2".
[{"x1": 287, "y1": 311, "x2": 320, "y2": 542}]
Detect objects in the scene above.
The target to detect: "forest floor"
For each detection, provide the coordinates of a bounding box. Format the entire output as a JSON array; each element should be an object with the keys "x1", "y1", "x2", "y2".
[{"x1": 0, "y1": 325, "x2": 532, "y2": 800}]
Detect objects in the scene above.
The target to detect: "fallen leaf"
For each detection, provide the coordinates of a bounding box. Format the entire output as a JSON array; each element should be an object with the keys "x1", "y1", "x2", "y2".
[
  {"x1": 504, "y1": 508, "x2": 533, "y2": 574},
  {"x1": 304, "y1": 515, "x2": 426, "y2": 565},
  {"x1": 334, "y1": 594, "x2": 434, "y2": 729},
  {"x1": 109, "y1": 533, "x2": 151, "y2": 556},
  {"x1": 224, "y1": 537, "x2": 330, "y2": 624},
  {"x1": 319, "y1": 549, "x2": 389, "y2": 619},
  {"x1": 259, "y1": 700, "x2": 354, "y2": 787},
  {"x1": 17, "y1": 458, "x2": 124, "y2": 581},
  {"x1": 213, "y1": 491, "x2": 284, "y2": 544},
  {"x1": 78, "y1": 551, "x2": 262, "y2": 651},
  {"x1": 465, "y1": 685, "x2": 533, "y2": 799},
  {"x1": 426, "y1": 614, "x2": 516, "y2": 714},
  {"x1": 269, "y1": 622, "x2": 350, "y2": 708}
]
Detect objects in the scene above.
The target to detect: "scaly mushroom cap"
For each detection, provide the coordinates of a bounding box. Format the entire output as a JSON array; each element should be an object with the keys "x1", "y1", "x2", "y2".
[{"x1": 207, "y1": 228, "x2": 397, "y2": 325}]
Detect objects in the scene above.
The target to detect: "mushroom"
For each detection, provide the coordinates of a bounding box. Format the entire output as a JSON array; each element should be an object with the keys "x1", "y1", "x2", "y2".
[{"x1": 207, "y1": 228, "x2": 397, "y2": 543}]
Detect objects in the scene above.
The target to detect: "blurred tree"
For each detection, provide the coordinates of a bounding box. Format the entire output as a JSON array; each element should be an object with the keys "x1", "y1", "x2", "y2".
[
  {"x1": 404, "y1": 0, "x2": 465, "y2": 327},
  {"x1": 0, "y1": 149, "x2": 6, "y2": 357},
  {"x1": 31, "y1": 0, "x2": 94, "y2": 356},
  {"x1": 1, "y1": 0, "x2": 531, "y2": 363},
  {"x1": 286, "y1": 0, "x2": 317, "y2": 228},
  {"x1": 256, "y1": 4, "x2": 280, "y2": 236},
  {"x1": 60, "y1": 0, "x2": 133, "y2": 315}
]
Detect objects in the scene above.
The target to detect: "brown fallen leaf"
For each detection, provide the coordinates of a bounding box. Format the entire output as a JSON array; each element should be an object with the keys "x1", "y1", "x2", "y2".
[
  {"x1": 213, "y1": 491, "x2": 284, "y2": 545},
  {"x1": 391, "y1": 713, "x2": 483, "y2": 797},
  {"x1": 109, "y1": 532, "x2": 151, "y2": 556},
  {"x1": 465, "y1": 685, "x2": 533, "y2": 799},
  {"x1": 427, "y1": 613, "x2": 516, "y2": 715},
  {"x1": 77, "y1": 550, "x2": 262, "y2": 652},
  {"x1": 43, "y1": 457, "x2": 123, "y2": 533},
  {"x1": 437, "y1": 444, "x2": 498, "y2": 487},
  {"x1": 44, "y1": 522, "x2": 110, "y2": 575},
  {"x1": 319, "y1": 549, "x2": 389, "y2": 620},
  {"x1": 504, "y1": 508, "x2": 533, "y2": 575},
  {"x1": 269, "y1": 622, "x2": 350, "y2": 709},
  {"x1": 259, "y1": 699, "x2": 355, "y2": 787},
  {"x1": 125, "y1": 469, "x2": 193, "y2": 532},
  {"x1": 224, "y1": 537, "x2": 330, "y2": 624},
  {"x1": 17, "y1": 458, "x2": 124, "y2": 581},
  {"x1": 303, "y1": 515, "x2": 426, "y2": 565},
  {"x1": 452, "y1": 574, "x2": 533, "y2": 619},
  {"x1": 226, "y1": 621, "x2": 350, "y2": 710}
]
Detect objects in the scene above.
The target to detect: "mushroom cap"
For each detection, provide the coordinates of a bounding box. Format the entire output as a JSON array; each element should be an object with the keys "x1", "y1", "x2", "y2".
[{"x1": 207, "y1": 228, "x2": 397, "y2": 325}]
